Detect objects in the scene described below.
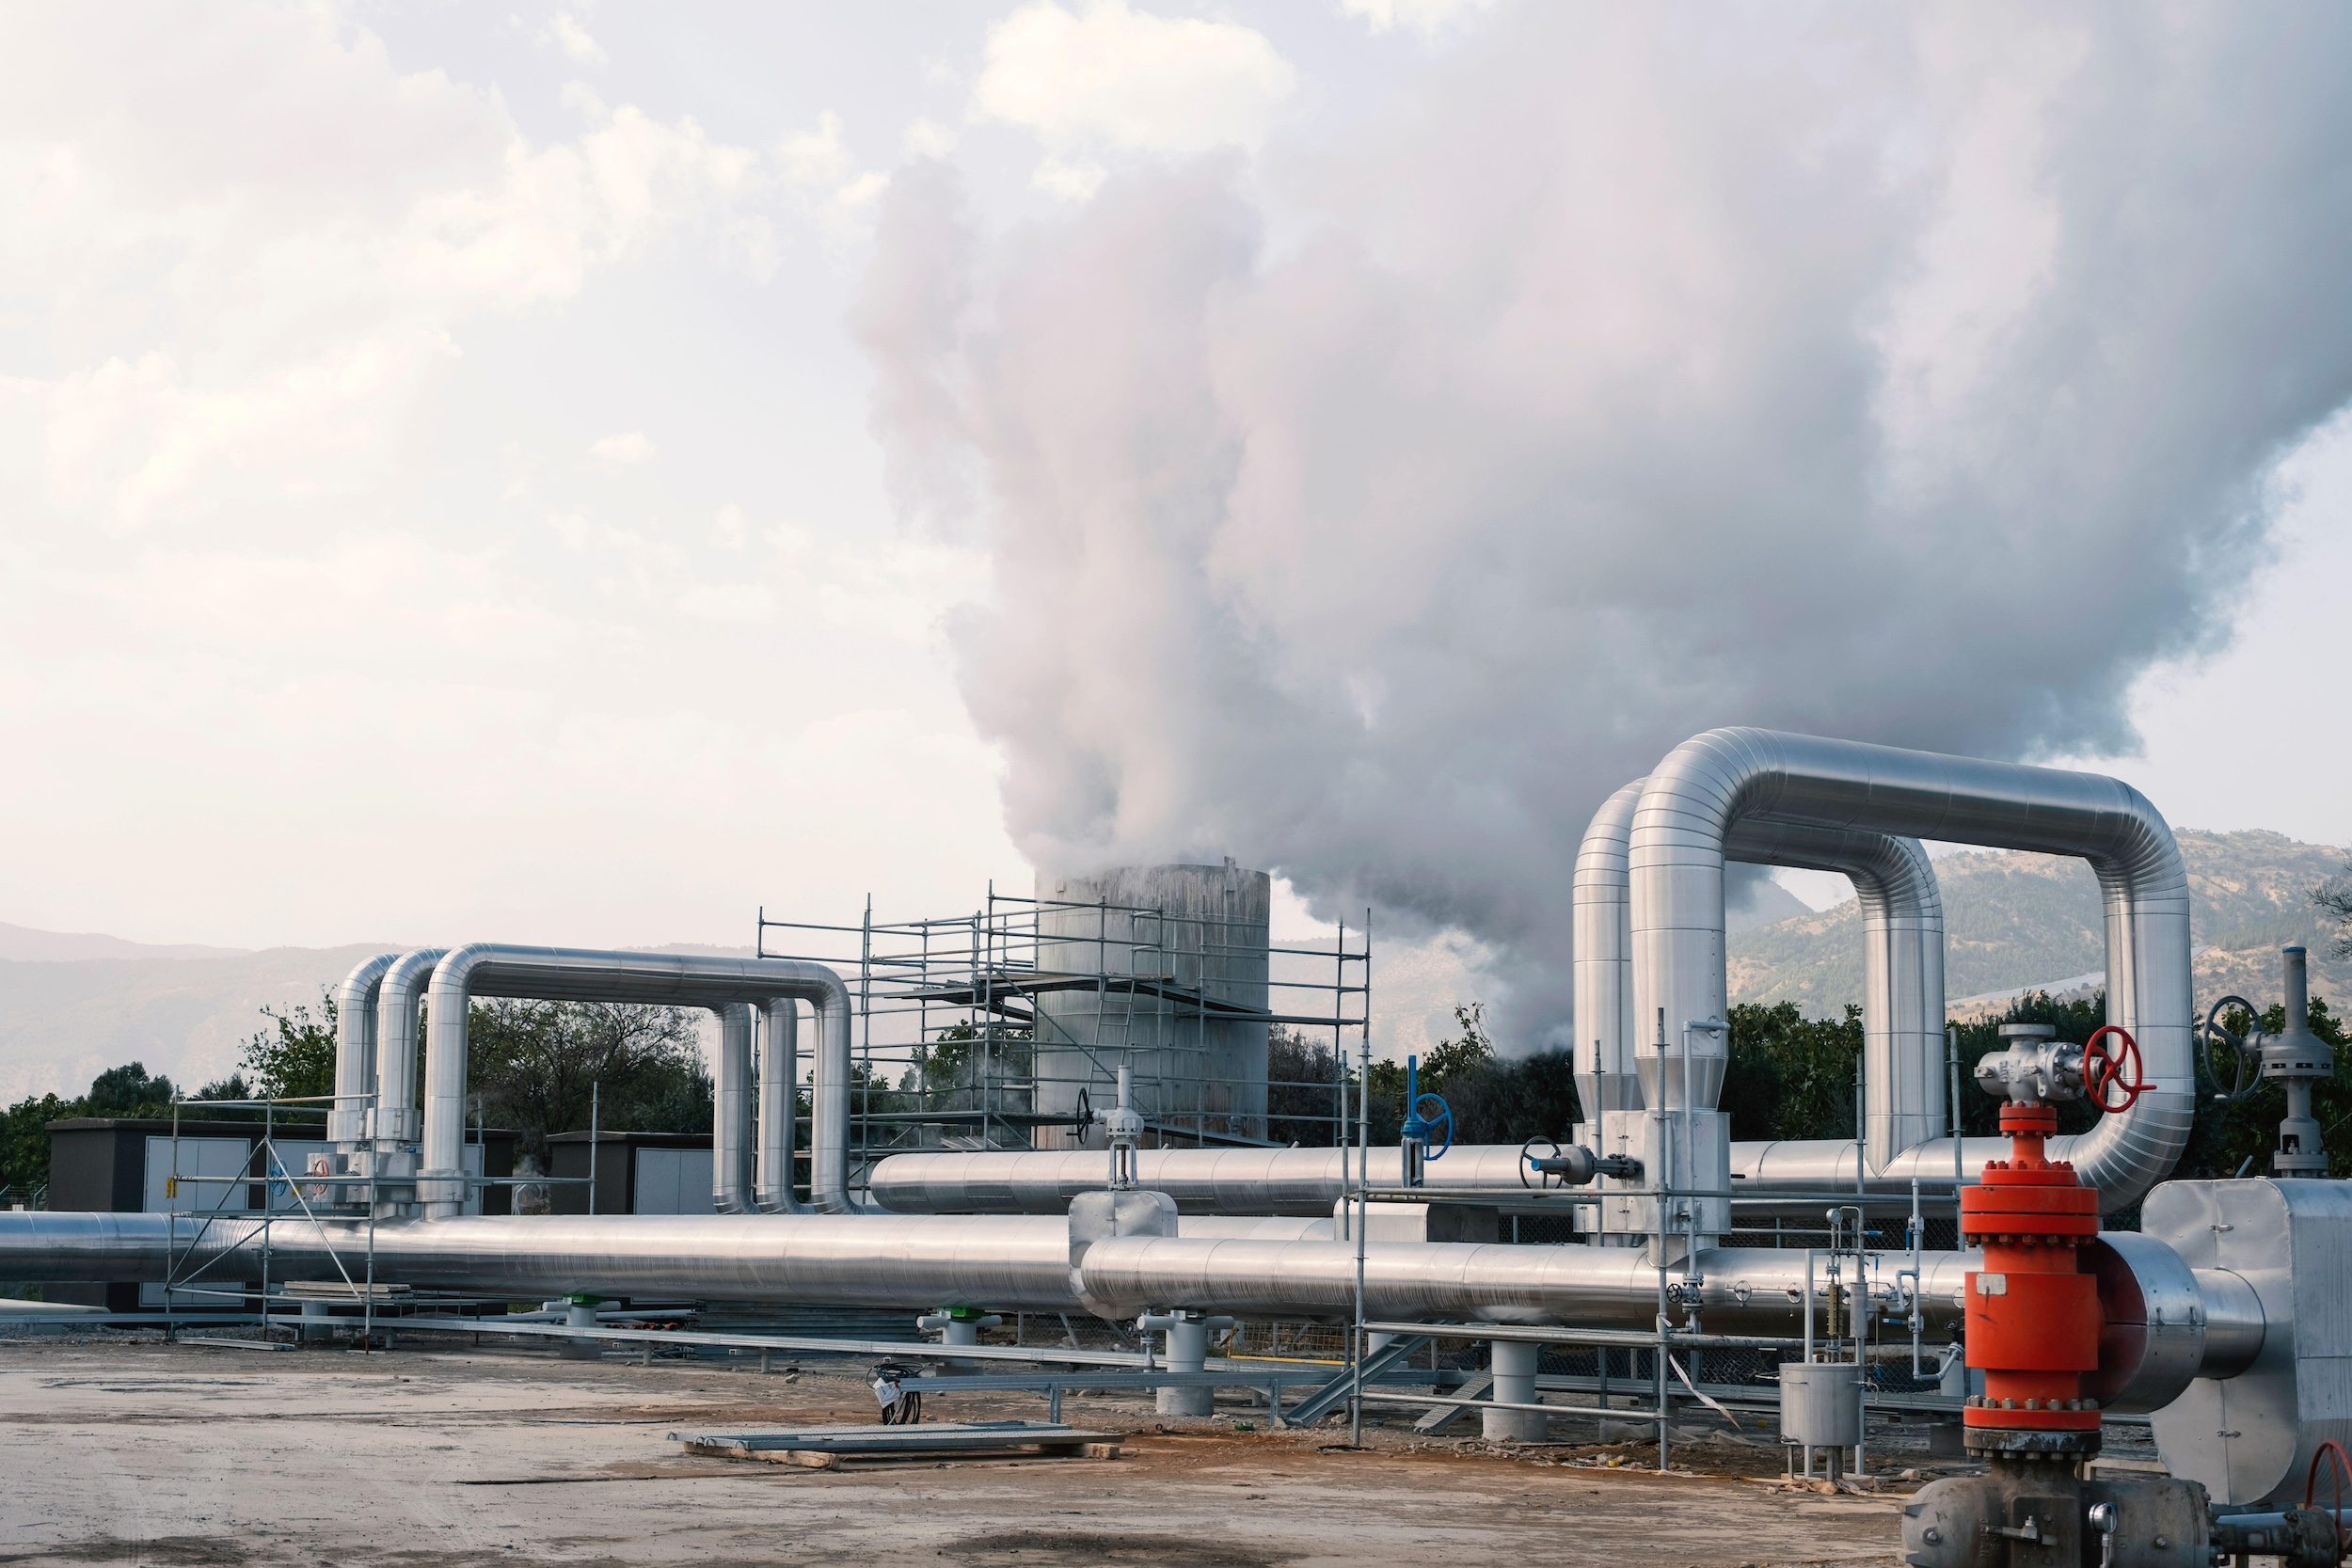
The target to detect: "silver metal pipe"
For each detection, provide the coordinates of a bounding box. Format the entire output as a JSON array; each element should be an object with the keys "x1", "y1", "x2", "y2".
[
  {"x1": 803, "y1": 974, "x2": 856, "y2": 1215},
  {"x1": 714, "y1": 1003, "x2": 755, "y2": 1214},
  {"x1": 0, "y1": 1207, "x2": 2237, "y2": 1397},
  {"x1": 1572, "y1": 781, "x2": 1647, "y2": 1131},
  {"x1": 1576, "y1": 780, "x2": 1945, "y2": 1154},
  {"x1": 419, "y1": 946, "x2": 854, "y2": 1218},
  {"x1": 372, "y1": 947, "x2": 449, "y2": 1212},
  {"x1": 1630, "y1": 728, "x2": 2192, "y2": 1216},
  {"x1": 0, "y1": 1210, "x2": 1329, "y2": 1307},
  {"x1": 330, "y1": 952, "x2": 403, "y2": 1151},
  {"x1": 868, "y1": 1145, "x2": 1536, "y2": 1215},
  {"x1": 2190, "y1": 1266, "x2": 2265, "y2": 1381},
  {"x1": 1723, "y1": 820, "x2": 1946, "y2": 1165},
  {"x1": 756, "y1": 999, "x2": 803, "y2": 1213}
]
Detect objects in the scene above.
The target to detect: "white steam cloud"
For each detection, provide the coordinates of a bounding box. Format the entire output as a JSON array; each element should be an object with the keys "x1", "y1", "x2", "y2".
[{"x1": 856, "y1": 4, "x2": 2352, "y2": 1040}]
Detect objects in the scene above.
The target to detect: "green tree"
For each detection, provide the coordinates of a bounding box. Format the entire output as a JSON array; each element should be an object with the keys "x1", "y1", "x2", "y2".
[
  {"x1": 1721, "y1": 1003, "x2": 1864, "y2": 1143},
  {"x1": 467, "y1": 999, "x2": 710, "y2": 1163},
  {"x1": 1266, "y1": 1025, "x2": 1346, "y2": 1146},
  {"x1": 0, "y1": 1094, "x2": 72, "y2": 1193},
  {"x1": 83, "y1": 1061, "x2": 178, "y2": 1117},
  {"x1": 1359, "y1": 1004, "x2": 1581, "y2": 1149},
  {"x1": 898, "y1": 1020, "x2": 1033, "y2": 1125},
  {"x1": 194, "y1": 1072, "x2": 253, "y2": 1101},
  {"x1": 237, "y1": 989, "x2": 340, "y2": 1101}
]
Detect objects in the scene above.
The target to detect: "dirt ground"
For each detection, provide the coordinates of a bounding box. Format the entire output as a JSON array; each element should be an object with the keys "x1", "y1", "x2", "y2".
[{"x1": 0, "y1": 1336, "x2": 1917, "y2": 1568}]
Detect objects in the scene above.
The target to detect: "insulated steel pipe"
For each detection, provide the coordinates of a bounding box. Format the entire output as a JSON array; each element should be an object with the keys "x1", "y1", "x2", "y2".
[
  {"x1": 1724, "y1": 820, "x2": 1946, "y2": 1167},
  {"x1": 0, "y1": 1205, "x2": 2247, "y2": 1415},
  {"x1": 868, "y1": 1145, "x2": 1537, "y2": 1216},
  {"x1": 329, "y1": 952, "x2": 404, "y2": 1152},
  {"x1": 0, "y1": 1208, "x2": 1972, "y2": 1328},
  {"x1": 713, "y1": 1003, "x2": 755, "y2": 1214},
  {"x1": 418, "y1": 947, "x2": 855, "y2": 1218},
  {"x1": 1571, "y1": 782, "x2": 1648, "y2": 1132},
  {"x1": 0, "y1": 1211, "x2": 1331, "y2": 1306},
  {"x1": 1629, "y1": 728, "x2": 2192, "y2": 1217},
  {"x1": 372, "y1": 947, "x2": 449, "y2": 1209},
  {"x1": 757, "y1": 999, "x2": 803, "y2": 1213},
  {"x1": 1579, "y1": 779, "x2": 1947, "y2": 1164}
]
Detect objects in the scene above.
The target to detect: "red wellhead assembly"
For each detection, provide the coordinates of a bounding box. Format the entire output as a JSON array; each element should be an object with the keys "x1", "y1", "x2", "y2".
[
  {"x1": 1959, "y1": 1022, "x2": 2144, "y2": 1462},
  {"x1": 1901, "y1": 1022, "x2": 2344, "y2": 1568}
]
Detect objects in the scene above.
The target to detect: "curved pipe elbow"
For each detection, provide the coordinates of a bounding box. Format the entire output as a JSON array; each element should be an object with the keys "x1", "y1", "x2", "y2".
[
  {"x1": 331, "y1": 952, "x2": 402, "y2": 1148},
  {"x1": 1630, "y1": 727, "x2": 2192, "y2": 1213}
]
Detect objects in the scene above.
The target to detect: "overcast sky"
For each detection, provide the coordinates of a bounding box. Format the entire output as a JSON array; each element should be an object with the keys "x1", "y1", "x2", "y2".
[{"x1": 4, "y1": 4, "x2": 2347, "y2": 1041}]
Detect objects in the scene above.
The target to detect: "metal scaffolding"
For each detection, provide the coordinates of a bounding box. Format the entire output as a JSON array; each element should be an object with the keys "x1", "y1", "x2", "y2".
[{"x1": 755, "y1": 883, "x2": 1372, "y2": 1174}]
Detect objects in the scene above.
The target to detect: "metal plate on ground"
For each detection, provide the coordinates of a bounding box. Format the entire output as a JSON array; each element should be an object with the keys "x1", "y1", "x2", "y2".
[{"x1": 673, "y1": 1421, "x2": 1120, "y2": 1468}]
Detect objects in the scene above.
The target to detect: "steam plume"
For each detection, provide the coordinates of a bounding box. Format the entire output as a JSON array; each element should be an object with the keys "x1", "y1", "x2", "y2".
[{"x1": 856, "y1": 4, "x2": 2352, "y2": 1041}]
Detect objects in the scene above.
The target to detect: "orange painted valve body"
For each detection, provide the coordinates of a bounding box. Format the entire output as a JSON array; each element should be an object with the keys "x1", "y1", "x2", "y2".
[{"x1": 1959, "y1": 1101, "x2": 2103, "y2": 1455}]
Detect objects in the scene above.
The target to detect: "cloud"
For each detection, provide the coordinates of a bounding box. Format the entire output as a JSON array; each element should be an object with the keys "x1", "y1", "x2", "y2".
[
  {"x1": 1339, "y1": 0, "x2": 1494, "y2": 35},
  {"x1": 1032, "y1": 154, "x2": 1105, "y2": 202},
  {"x1": 857, "y1": 3, "x2": 2352, "y2": 1044},
  {"x1": 675, "y1": 582, "x2": 776, "y2": 623},
  {"x1": 777, "y1": 110, "x2": 891, "y2": 224},
  {"x1": 0, "y1": 3, "x2": 1032, "y2": 971},
  {"x1": 539, "y1": 11, "x2": 607, "y2": 66},
  {"x1": 0, "y1": 9, "x2": 782, "y2": 536},
  {"x1": 973, "y1": 0, "x2": 1295, "y2": 156},
  {"x1": 903, "y1": 119, "x2": 958, "y2": 159},
  {"x1": 587, "y1": 430, "x2": 656, "y2": 467}
]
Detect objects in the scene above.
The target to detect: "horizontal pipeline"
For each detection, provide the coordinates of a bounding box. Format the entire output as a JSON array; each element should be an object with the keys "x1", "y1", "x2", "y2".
[
  {"x1": 0, "y1": 1207, "x2": 1969, "y2": 1330},
  {"x1": 864, "y1": 1143, "x2": 2014, "y2": 1216}
]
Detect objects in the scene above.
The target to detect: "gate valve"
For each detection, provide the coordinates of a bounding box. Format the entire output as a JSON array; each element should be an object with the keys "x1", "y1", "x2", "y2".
[
  {"x1": 2200, "y1": 993, "x2": 2269, "y2": 1104},
  {"x1": 1398, "y1": 1053, "x2": 1454, "y2": 1188},
  {"x1": 1956, "y1": 1022, "x2": 2137, "y2": 1463},
  {"x1": 1518, "y1": 1135, "x2": 1640, "y2": 1189}
]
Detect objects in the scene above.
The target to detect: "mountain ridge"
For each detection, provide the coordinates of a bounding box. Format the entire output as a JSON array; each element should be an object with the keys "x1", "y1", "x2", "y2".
[
  {"x1": 1, "y1": 827, "x2": 2343, "y2": 1102},
  {"x1": 1730, "y1": 827, "x2": 2352, "y2": 1016}
]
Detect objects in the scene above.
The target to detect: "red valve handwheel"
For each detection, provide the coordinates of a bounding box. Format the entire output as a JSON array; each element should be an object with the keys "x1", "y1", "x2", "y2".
[{"x1": 2082, "y1": 1024, "x2": 2146, "y2": 1113}]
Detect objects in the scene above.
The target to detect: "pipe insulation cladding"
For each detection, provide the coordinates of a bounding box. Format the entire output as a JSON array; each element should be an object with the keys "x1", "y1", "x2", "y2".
[
  {"x1": 365, "y1": 946, "x2": 450, "y2": 1210},
  {"x1": 414, "y1": 947, "x2": 855, "y2": 1219},
  {"x1": 1628, "y1": 728, "x2": 2192, "y2": 1226},
  {"x1": 0, "y1": 1205, "x2": 2260, "y2": 1411},
  {"x1": 757, "y1": 998, "x2": 803, "y2": 1214},
  {"x1": 328, "y1": 951, "x2": 403, "y2": 1152}
]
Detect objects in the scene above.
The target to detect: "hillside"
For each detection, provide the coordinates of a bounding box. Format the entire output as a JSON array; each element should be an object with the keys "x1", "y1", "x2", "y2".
[
  {"x1": 0, "y1": 936, "x2": 764, "y2": 1104},
  {"x1": 0, "y1": 942, "x2": 398, "y2": 1103},
  {"x1": 1729, "y1": 829, "x2": 2352, "y2": 1016}
]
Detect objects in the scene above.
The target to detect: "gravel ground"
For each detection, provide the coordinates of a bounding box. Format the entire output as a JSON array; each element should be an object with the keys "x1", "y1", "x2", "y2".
[{"x1": 0, "y1": 1336, "x2": 1917, "y2": 1568}]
